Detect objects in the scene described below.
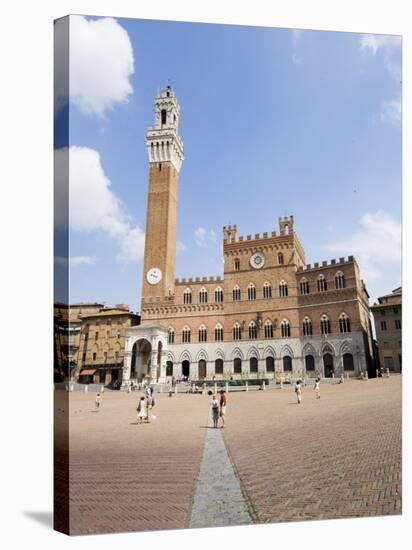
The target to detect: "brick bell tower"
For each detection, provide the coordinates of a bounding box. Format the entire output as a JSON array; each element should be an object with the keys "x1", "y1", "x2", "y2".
[{"x1": 141, "y1": 86, "x2": 184, "y2": 312}]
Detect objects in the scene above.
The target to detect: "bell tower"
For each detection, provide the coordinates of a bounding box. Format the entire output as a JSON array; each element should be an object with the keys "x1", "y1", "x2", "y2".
[{"x1": 141, "y1": 86, "x2": 184, "y2": 311}]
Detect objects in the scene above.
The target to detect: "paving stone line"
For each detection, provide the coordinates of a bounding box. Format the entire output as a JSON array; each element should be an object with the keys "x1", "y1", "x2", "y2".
[{"x1": 190, "y1": 413, "x2": 253, "y2": 529}]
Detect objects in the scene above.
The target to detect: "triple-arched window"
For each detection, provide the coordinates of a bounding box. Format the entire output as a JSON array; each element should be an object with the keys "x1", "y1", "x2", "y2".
[
  {"x1": 320, "y1": 314, "x2": 331, "y2": 334},
  {"x1": 199, "y1": 287, "x2": 208, "y2": 304},
  {"x1": 215, "y1": 323, "x2": 224, "y2": 342},
  {"x1": 339, "y1": 313, "x2": 351, "y2": 333},
  {"x1": 263, "y1": 281, "x2": 272, "y2": 299},
  {"x1": 182, "y1": 326, "x2": 191, "y2": 343},
  {"x1": 281, "y1": 319, "x2": 291, "y2": 338},
  {"x1": 279, "y1": 280, "x2": 288, "y2": 297},
  {"x1": 264, "y1": 320, "x2": 274, "y2": 339},
  {"x1": 248, "y1": 283, "x2": 256, "y2": 300},
  {"x1": 214, "y1": 287, "x2": 223, "y2": 303},
  {"x1": 249, "y1": 321, "x2": 258, "y2": 340},
  {"x1": 233, "y1": 322, "x2": 242, "y2": 341},
  {"x1": 317, "y1": 275, "x2": 327, "y2": 292},
  {"x1": 233, "y1": 285, "x2": 241, "y2": 301},
  {"x1": 168, "y1": 327, "x2": 175, "y2": 344},
  {"x1": 183, "y1": 288, "x2": 192, "y2": 304},
  {"x1": 198, "y1": 324, "x2": 207, "y2": 342},
  {"x1": 300, "y1": 277, "x2": 309, "y2": 295},
  {"x1": 335, "y1": 272, "x2": 345, "y2": 289},
  {"x1": 302, "y1": 317, "x2": 312, "y2": 336}
]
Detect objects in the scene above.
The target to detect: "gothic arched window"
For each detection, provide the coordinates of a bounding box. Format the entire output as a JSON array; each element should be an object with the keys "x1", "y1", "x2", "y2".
[
  {"x1": 317, "y1": 275, "x2": 327, "y2": 292},
  {"x1": 248, "y1": 283, "x2": 256, "y2": 300},
  {"x1": 214, "y1": 287, "x2": 223, "y2": 303},
  {"x1": 335, "y1": 272, "x2": 345, "y2": 289},
  {"x1": 300, "y1": 278, "x2": 309, "y2": 295},
  {"x1": 263, "y1": 281, "x2": 272, "y2": 299},
  {"x1": 339, "y1": 313, "x2": 351, "y2": 333},
  {"x1": 278, "y1": 253, "x2": 284, "y2": 265},
  {"x1": 279, "y1": 280, "x2": 288, "y2": 297},
  {"x1": 233, "y1": 285, "x2": 241, "y2": 301},
  {"x1": 182, "y1": 326, "x2": 191, "y2": 343},
  {"x1": 183, "y1": 288, "x2": 192, "y2": 305},
  {"x1": 214, "y1": 323, "x2": 223, "y2": 342},
  {"x1": 198, "y1": 324, "x2": 207, "y2": 342},
  {"x1": 161, "y1": 109, "x2": 167, "y2": 125},
  {"x1": 281, "y1": 319, "x2": 291, "y2": 338},
  {"x1": 199, "y1": 287, "x2": 208, "y2": 304},
  {"x1": 248, "y1": 321, "x2": 257, "y2": 340},
  {"x1": 302, "y1": 317, "x2": 312, "y2": 336},
  {"x1": 233, "y1": 322, "x2": 242, "y2": 341},
  {"x1": 264, "y1": 320, "x2": 274, "y2": 339},
  {"x1": 320, "y1": 314, "x2": 331, "y2": 335},
  {"x1": 168, "y1": 327, "x2": 175, "y2": 344}
]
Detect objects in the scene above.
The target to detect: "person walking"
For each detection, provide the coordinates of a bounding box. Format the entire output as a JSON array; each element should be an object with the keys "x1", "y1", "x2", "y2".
[
  {"x1": 95, "y1": 392, "x2": 102, "y2": 411},
  {"x1": 211, "y1": 394, "x2": 219, "y2": 428},
  {"x1": 136, "y1": 396, "x2": 147, "y2": 424},
  {"x1": 219, "y1": 390, "x2": 227, "y2": 428},
  {"x1": 295, "y1": 379, "x2": 303, "y2": 404},
  {"x1": 313, "y1": 377, "x2": 321, "y2": 399}
]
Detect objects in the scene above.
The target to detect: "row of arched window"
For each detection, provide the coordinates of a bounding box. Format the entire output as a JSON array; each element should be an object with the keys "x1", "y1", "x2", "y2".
[
  {"x1": 165, "y1": 353, "x2": 355, "y2": 377},
  {"x1": 168, "y1": 313, "x2": 351, "y2": 344},
  {"x1": 300, "y1": 272, "x2": 346, "y2": 295},
  {"x1": 182, "y1": 272, "x2": 346, "y2": 305}
]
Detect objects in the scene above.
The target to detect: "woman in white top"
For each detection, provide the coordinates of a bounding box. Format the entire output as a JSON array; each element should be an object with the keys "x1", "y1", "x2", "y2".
[
  {"x1": 211, "y1": 395, "x2": 219, "y2": 428},
  {"x1": 137, "y1": 397, "x2": 147, "y2": 424}
]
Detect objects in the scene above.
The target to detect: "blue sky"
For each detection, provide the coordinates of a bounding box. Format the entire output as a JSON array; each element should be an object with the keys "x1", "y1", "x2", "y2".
[{"x1": 54, "y1": 17, "x2": 401, "y2": 311}]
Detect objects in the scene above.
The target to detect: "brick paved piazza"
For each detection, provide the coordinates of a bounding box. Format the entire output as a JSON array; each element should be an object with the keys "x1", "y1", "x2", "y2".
[{"x1": 56, "y1": 377, "x2": 401, "y2": 534}]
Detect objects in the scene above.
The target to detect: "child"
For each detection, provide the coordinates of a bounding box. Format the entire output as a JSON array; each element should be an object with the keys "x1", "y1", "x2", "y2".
[
  {"x1": 314, "y1": 377, "x2": 320, "y2": 399},
  {"x1": 95, "y1": 392, "x2": 102, "y2": 411},
  {"x1": 136, "y1": 396, "x2": 147, "y2": 424},
  {"x1": 211, "y1": 395, "x2": 219, "y2": 428}
]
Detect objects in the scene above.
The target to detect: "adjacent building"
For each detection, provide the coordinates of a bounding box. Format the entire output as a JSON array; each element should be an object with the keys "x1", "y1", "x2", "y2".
[
  {"x1": 371, "y1": 287, "x2": 402, "y2": 373},
  {"x1": 121, "y1": 87, "x2": 374, "y2": 387},
  {"x1": 76, "y1": 306, "x2": 140, "y2": 385}
]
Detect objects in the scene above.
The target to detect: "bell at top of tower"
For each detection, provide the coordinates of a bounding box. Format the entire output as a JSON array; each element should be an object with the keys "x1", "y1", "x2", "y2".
[
  {"x1": 146, "y1": 86, "x2": 184, "y2": 173},
  {"x1": 152, "y1": 85, "x2": 180, "y2": 131}
]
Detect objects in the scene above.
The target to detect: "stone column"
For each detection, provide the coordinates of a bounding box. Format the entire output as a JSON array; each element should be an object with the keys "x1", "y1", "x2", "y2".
[
  {"x1": 224, "y1": 360, "x2": 232, "y2": 379},
  {"x1": 258, "y1": 358, "x2": 266, "y2": 379},
  {"x1": 206, "y1": 361, "x2": 215, "y2": 380},
  {"x1": 315, "y1": 355, "x2": 323, "y2": 378},
  {"x1": 120, "y1": 349, "x2": 132, "y2": 390},
  {"x1": 149, "y1": 350, "x2": 158, "y2": 384},
  {"x1": 158, "y1": 351, "x2": 167, "y2": 384},
  {"x1": 190, "y1": 362, "x2": 197, "y2": 380}
]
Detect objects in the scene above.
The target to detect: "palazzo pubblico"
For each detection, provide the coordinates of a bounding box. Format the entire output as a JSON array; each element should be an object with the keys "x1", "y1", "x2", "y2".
[{"x1": 121, "y1": 87, "x2": 374, "y2": 387}]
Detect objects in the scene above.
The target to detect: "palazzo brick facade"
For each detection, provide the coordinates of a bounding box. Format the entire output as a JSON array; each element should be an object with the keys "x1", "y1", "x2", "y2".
[{"x1": 122, "y1": 87, "x2": 374, "y2": 387}]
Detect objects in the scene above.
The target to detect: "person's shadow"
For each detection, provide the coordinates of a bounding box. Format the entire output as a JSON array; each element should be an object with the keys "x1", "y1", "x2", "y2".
[{"x1": 23, "y1": 511, "x2": 53, "y2": 529}]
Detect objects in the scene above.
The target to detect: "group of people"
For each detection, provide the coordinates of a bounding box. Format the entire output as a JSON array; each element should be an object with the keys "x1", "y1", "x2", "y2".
[
  {"x1": 210, "y1": 390, "x2": 227, "y2": 428},
  {"x1": 294, "y1": 377, "x2": 321, "y2": 404}
]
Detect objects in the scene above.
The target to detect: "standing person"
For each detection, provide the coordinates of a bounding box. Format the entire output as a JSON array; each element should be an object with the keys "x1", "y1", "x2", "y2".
[
  {"x1": 219, "y1": 390, "x2": 227, "y2": 428},
  {"x1": 313, "y1": 377, "x2": 321, "y2": 399},
  {"x1": 295, "y1": 379, "x2": 303, "y2": 404},
  {"x1": 95, "y1": 392, "x2": 102, "y2": 411},
  {"x1": 211, "y1": 394, "x2": 219, "y2": 428},
  {"x1": 136, "y1": 396, "x2": 146, "y2": 424}
]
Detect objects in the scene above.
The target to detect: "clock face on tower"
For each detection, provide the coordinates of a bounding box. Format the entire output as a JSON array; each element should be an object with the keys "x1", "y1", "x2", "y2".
[
  {"x1": 146, "y1": 267, "x2": 162, "y2": 285},
  {"x1": 250, "y1": 252, "x2": 265, "y2": 269}
]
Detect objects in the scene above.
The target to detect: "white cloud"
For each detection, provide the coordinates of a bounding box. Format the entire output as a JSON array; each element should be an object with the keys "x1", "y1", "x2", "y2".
[
  {"x1": 61, "y1": 16, "x2": 134, "y2": 117},
  {"x1": 54, "y1": 146, "x2": 145, "y2": 263},
  {"x1": 55, "y1": 255, "x2": 97, "y2": 267},
  {"x1": 379, "y1": 97, "x2": 401, "y2": 125},
  {"x1": 194, "y1": 227, "x2": 218, "y2": 248},
  {"x1": 360, "y1": 34, "x2": 400, "y2": 54},
  {"x1": 324, "y1": 210, "x2": 401, "y2": 283}
]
